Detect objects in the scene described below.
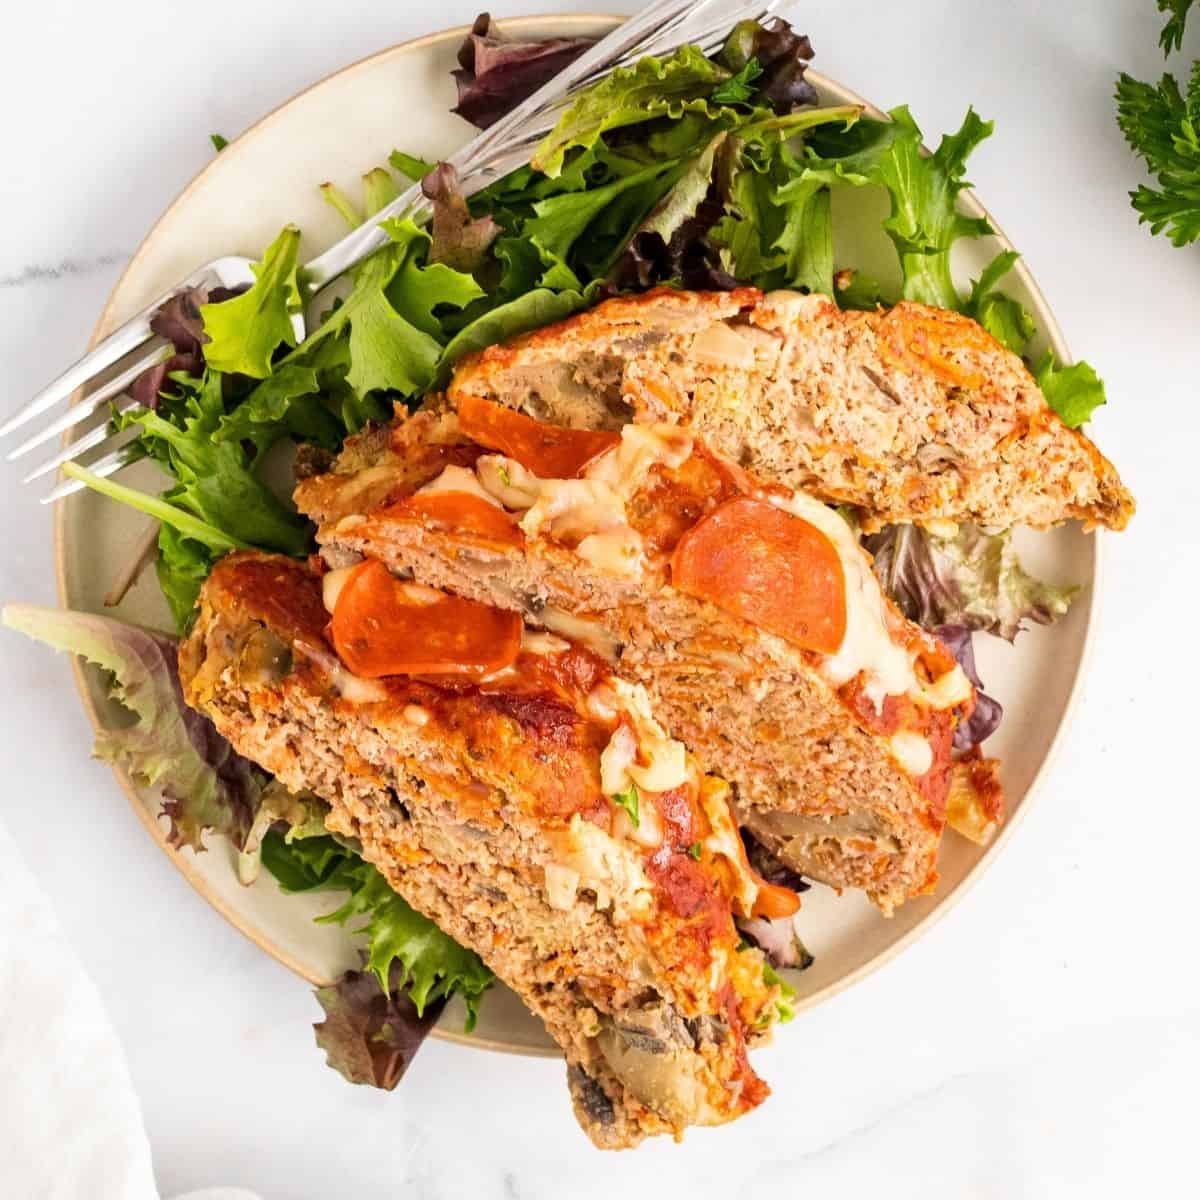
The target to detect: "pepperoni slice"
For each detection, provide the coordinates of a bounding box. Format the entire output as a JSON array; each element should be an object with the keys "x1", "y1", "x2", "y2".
[
  {"x1": 671, "y1": 496, "x2": 847, "y2": 655},
  {"x1": 457, "y1": 394, "x2": 619, "y2": 479},
  {"x1": 379, "y1": 491, "x2": 523, "y2": 548},
  {"x1": 330, "y1": 559, "x2": 521, "y2": 679}
]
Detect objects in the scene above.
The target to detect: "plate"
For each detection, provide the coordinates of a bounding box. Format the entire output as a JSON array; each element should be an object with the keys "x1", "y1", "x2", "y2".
[{"x1": 54, "y1": 14, "x2": 1099, "y2": 1057}]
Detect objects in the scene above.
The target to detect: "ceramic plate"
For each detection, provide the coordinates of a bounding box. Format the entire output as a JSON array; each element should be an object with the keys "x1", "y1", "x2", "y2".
[{"x1": 55, "y1": 14, "x2": 1099, "y2": 1056}]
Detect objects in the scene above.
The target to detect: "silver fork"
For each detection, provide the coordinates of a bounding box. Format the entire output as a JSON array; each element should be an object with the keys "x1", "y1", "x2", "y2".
[{"x1": 7, "y1": 0, "x2": 784, "y2": 502}]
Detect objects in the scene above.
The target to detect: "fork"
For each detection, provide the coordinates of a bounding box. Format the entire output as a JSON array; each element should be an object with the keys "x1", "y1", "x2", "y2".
[{"x1": 6, "y1": 0, "x2": 785, "y2": 502}]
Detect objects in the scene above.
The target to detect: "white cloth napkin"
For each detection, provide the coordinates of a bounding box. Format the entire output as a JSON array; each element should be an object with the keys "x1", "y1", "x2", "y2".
[{"x1": 0, "y1": 818, "x2": 261, "y2": 1200}]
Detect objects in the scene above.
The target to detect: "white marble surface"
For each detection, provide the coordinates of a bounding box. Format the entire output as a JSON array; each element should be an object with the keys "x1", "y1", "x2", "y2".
[{"x1": 1, "y1": 1, "x2": 1196, "y2": 1196}]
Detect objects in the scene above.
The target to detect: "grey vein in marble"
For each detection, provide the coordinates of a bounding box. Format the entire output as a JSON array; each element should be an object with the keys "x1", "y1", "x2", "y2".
[{"x1": 0, "y1": 253, "x2": 129, "y2": 289}]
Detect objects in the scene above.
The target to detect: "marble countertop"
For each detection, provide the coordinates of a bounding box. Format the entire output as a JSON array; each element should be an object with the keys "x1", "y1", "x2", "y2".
[{"x1": 1, "y1": 1, "x2": 1196, "y2": 1196}]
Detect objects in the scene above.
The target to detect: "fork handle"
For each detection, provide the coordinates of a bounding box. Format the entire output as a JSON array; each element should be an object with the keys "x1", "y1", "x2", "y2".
[{"x1": 302, "y1": 0, "x2": 745, "y2": 292}]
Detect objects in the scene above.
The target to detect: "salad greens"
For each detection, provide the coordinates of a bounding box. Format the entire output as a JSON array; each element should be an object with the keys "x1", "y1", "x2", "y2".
[
  {"x1": 0, "y1": 605, "x2": 263, "y2": 851},
  {"x1": 864, "y1": 523, "x2": 1077, "y2": 643},
  {"x1": 267, "y1": 829, "x2": 493, "y2": 1087},
  {"x1": 0, "y1": 598, "x2": 491, "y2": 1070},
  {"x1": 1116, "y1": 1, "x2": 1200, "y2": 246},
  {"x1": 262, "y1": 832, "x2": 492, "y2": 1026},
  {"x1": 200, "y1": 226, "x2": 303, "y2": 377}
]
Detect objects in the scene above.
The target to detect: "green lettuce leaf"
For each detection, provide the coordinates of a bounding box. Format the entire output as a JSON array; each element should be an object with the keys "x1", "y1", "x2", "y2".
[
  {"x1": 213, "y1": 363, "x2": 341, "y2": 454},
  {"x1": 1, "y1": 606, "x2": 264, "y2": 849},
  {"x1": 292, "y1": 219, "x2": 482, "y2": 402},
  {"x1": 965, "y1": 250, "x2": 1035, "y2": 355},
  {"x1": 113, "y1": 370, "x2": 309, "y2": 556},
  {"x1": 262, "y1": 832, "x2": 493, "y2": 1028},
  {"x1": 200, "y1": 226, "x2": 302, "y2": 378},
  {"x1": 1034, "y1": 352, "x2": 1108, "y2": 428},
  {"x1": 522, "y1": 159, "x2": 681, "y2": 287},
  {"x1": 436, "y1": 286, "x2": 592, "y2": 382},
  {"x1": 771, "y1": 173, "x2": 833, "y2": 295},
  {"x1": 532, "y1": 45, "x2": 732, "y2": 176},
  {"x1": 874, "y1": 106, "x2": 995, "y2": 309},
  {"x1": 155, "y1": 525, "x2": 215, "y2": 633},
  {"x1": 865, "y1": 523, "x2": 1077, "y2": 642},
  {"x1": 710, "y1": 57, "x2": 764, "y2": 106}
]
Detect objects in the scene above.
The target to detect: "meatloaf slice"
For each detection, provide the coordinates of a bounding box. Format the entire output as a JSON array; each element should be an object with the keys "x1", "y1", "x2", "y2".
[
  {"x1": 180, "y1": 552, "x2": 785, "y2": 1149},
  {"x1": 446, "y1": 287, "x2": 1133, "y2": 533},
  {"x1": 295, "y1": 409, "x2": 985, "y2": 914}
]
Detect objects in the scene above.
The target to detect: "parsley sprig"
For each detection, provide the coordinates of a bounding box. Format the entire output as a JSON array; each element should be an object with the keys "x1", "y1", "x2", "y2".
[{"x1": 1116, "y1": 1, "x2": 1200, "y2": 246}]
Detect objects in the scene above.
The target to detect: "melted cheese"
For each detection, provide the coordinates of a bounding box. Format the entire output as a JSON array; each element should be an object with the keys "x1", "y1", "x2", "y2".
[
  {"x1": 913, "y1": 663, "x2": 973, "y2": 709},
  {"x1": 600, "y1": 722, "x2": 639, "y2": 795},
  {"x1": 605, "y1": 679, "x2": 688, "y2": 795},
  {"x1": 472, "y1": 424, "x2": 693, "y2": 579},
  {"x1": 697, "y1": 777, "x2": 761, "y2": 919},
  {"x1": 765, "y1": 491, "x2": 967, "y2": 712},
  {"x1": 612, "y1": 796, "x2": 664, "y2": 849},
  {"x1": 321, "y1": 565, "x2": 357, "y2": 614},
  {"x1": 889, "y1": 730, "x2": 934, "y2": 776},
  {"x1": 561, "y1": 815, "x2": 655, "y2": 920},
  {"x1": 466, "y1": 413, "x2": 967, "y2": 713},
  {"x1": 767, "y1": 491, "x2": 919, "y2": 706},
  {"x1": 418, "y1": 463, "x2": 503, "y2": 508},
  {"x1": 544, "y1": 862, "x2": 581, "y2": 911},
  {"x1": 295, "y1": 640, "x2": 388, "y2": 705},
  {"x1": 586, "y1": 423, "x2": 693, "y2": 496}
]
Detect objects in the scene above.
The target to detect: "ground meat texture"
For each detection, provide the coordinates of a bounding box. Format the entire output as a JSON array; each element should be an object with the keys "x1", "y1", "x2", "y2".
[
  {"x1": 180, "y1": 553, "x2": 778, "y2": 1149},
  {"x1": 295, "y1": 426, "x2": 971, "y2": 915},
  {"x1": 446, "y1": 287, "x2": 1133, "y2": 534}
]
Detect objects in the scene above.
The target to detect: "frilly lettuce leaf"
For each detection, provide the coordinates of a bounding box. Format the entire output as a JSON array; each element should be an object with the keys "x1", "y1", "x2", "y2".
[
  {"x1": 609, "y1": 133, "x2": 740, "y2": 291},
  {"x1": 211, "y1": 364, "x2": 336, "y2": 454},
  {"x1": 291, "y1": 217, "x2": 483, "y2": 401},
  {"x1": 155, "y1": 525, "x2": 216, "y2": 634},
  {"x1": 1034, "y1": 351, "x2": 1108, "y2": 429},
  {"x1": 865, "y1": 523, "x2": 1077, "y2": 642},
  {"x1": 435, "y1": 286, "x2": 593, "y2": 383},
  {"x1": 532, "y1": 45, "x2": 732, "y2": 177},
  {"x1": 965, "y1": 249, "x2": 1035, "y2": 355},
  {"x1": 1, "y1": 606, "x2": 263, "y2": 850},
  {"x1": 874, "y1": 105, "x2": 995, "y2": 310},
  {"x1": 113, "y1": 370, "x2": 309, "y2": 557},
  {"x1": 200, "y1": 225, "x2": 302, "y2": 378},
  {"x1": 262, "y1": 832, "x2": 493, "y2": 1029},
  {"x1": 320, "y1": 866, "x2": 492, "y2": 1023}
]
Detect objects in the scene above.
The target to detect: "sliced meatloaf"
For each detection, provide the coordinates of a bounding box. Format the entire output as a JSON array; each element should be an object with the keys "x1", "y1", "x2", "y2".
[
  {"x1": 295, "y1": 405, "x2": 989, "y2": 915},
  {"x1": 181, "y1": 552, "x2": 787, "y2": 1149},
  {"x1": 446, "y1": 287, "x2": 1133, "y2": 533}
]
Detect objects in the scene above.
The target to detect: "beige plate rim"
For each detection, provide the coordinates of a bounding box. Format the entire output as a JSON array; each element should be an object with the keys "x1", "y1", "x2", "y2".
[{"x1": 53, "y1": 12, "x2": 1102, "y2": 1058}]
